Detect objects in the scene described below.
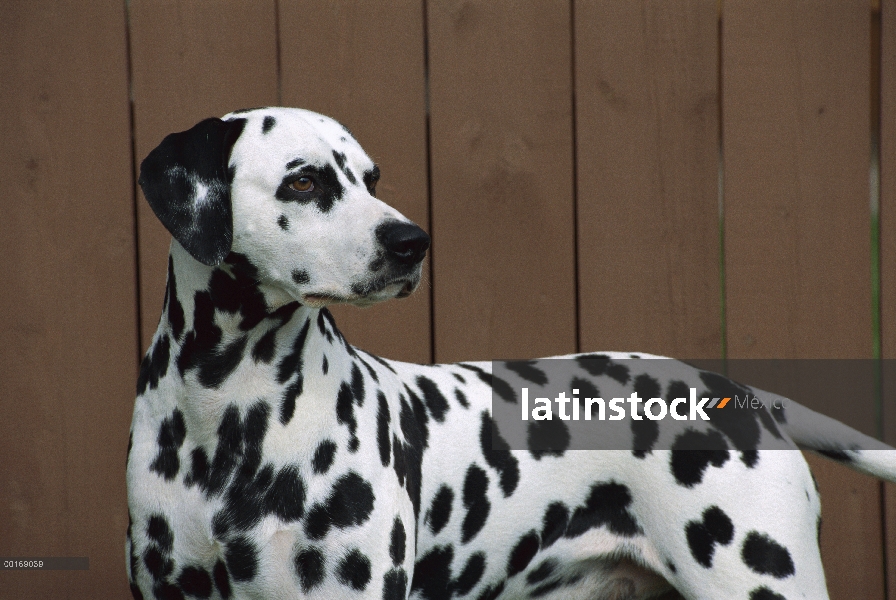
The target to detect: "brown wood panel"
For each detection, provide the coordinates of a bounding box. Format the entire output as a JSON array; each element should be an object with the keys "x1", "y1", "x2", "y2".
[
  {"x1": 0, "y1": 2, "x2": 136, "y2": 597},
  {"x1": 129, "y1": 0, "x2": 279, "y2": 352},
  {"x1": 427, "y1": 0, "x2": 576, "y2": 363},
  {"x1": 881, "y1": 0, "x2": 896, "y2": 595},
  {"x1": 279, "y1": 0, "x2": 431, "y2": 363},
  {"x1": 575, "y1": 0, "x2": 721, "y2": 359},
  {"x1": 722, "y1": 2, "x2": 880, "y2": 597}
]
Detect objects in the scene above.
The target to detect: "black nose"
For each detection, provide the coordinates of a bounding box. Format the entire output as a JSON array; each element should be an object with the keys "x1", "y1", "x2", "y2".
[{"x1": 376, "y1": 220, "x2": 431, "y2": 265}]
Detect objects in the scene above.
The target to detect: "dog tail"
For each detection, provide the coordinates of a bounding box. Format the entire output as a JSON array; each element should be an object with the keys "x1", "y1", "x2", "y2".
[{"x1": 778, "y1": 397, "x2": 896, "y2": 482}]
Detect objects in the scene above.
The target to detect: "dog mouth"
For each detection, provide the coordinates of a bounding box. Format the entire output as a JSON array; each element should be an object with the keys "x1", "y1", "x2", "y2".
[{"x1": 302, "y1": 279, "x2": 418, "y2": 308}]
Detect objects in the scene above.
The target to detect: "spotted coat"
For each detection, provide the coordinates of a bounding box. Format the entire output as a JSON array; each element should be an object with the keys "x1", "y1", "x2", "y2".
[{"x1": 127, "y1": 107, "x2": 896, "y2": 600}]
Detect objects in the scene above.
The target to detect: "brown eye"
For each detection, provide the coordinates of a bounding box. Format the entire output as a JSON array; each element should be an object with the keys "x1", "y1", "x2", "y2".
[{"x1": 290, "y1": 177, "x2": 314, "y2": 192}]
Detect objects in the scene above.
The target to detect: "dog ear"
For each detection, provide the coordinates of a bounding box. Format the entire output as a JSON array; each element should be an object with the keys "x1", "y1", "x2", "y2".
[{"x1": 139, "y1": 117, "x2": 247, "y2": 266}]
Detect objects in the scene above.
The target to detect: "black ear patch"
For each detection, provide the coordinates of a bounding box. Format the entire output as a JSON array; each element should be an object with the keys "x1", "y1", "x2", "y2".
[{"x1": 139, "y1": 117, "x2": 247, "y2": 266}]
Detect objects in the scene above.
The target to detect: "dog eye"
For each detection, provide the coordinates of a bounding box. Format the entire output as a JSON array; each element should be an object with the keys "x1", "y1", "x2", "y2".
[{"x1": 290, "y1": 177, "x2": 314, "y2": 192}]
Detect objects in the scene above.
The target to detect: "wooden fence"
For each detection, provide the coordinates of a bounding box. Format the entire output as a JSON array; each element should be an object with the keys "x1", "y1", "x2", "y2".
[{"x1": 1, "y1": 1, "x2": 894, "y2": 597}]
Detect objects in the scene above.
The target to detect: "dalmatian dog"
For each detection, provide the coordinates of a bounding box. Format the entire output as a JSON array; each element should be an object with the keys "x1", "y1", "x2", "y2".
[{"x1": 127, "y1": 107, "x2": 896, "y2": 600}]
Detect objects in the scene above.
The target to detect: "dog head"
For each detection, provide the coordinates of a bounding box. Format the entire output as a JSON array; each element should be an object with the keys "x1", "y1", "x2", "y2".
[{"x1": 139, "y1": 107, "x2": 429, "y2": 308}]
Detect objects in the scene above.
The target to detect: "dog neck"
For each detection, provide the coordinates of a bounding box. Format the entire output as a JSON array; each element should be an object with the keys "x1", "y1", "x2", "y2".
[{"x1": 138, "y1": 242, "x2": 357, "y2": 428}]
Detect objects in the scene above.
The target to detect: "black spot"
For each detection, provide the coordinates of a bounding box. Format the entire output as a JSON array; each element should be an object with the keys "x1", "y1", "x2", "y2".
[
  {"x1": 332, "y1": 150, "x2": 358, "y2": 184},
  {"x1": 215, "y1": 253, "x2": 271, "y2": 330},
  {"x1": 454, "y1": 552, "x2": 486, "y2": 596},
  {"x1": 540, "y1": 502, "x2": 569, "y2": 548},
  {"x1": 666, "y1": 560, "x2": 677, "y2": 574},
  {"x1": 337, "y1": 363, "x2": 367, "y2": 448},
  {"x1": 263, "y1": 465, "x2": 305, "y2": 522},
  {"x1": 237, "y1": 400, "x2": 269, "y2": 477},
  {"x1": 461, "y1": 465, "x2": 490, "y2": 544},
  {"x1": 530, "y1": 578, "x2": 565, "y2": 598},
  {"x1": 576, "y1": 354, "x2": 630, "y2": 384},
  {"x1": 526, "y1": 559, "x2": 557, "y2": 585},
  {"x1": 277, "y1": 319, "x2": 311, "y2": 424},
  {"x1": 137, "y1": 333, "x2": 170, "y2": 395},
  {"x1": 251, "y1": 331, "x2": 276, "y2": 364},
  {"x1": 411, "y1": 545, "x2": 454, "y2": 600},
  {"x1": 186, "y1": 405, "x2": 238, "y2": 495},
  {"x1": 741, "y1": 532, "x2": 795, "y2": 579},
  {"x1": 457, "y1": 363, "x2": 516, "y2": 403},
  {"x1": 698, "y1": 371, "x2": 778, "y2": 453},
  {"x1": 277, "y1": 214, "x2": 289, "y2": 230},
  {"x1": 143, "y1": 546, "x2": 173, "y2": 580},
  {"x1": 291, "y1": 269, "x2": 309, "y2": 285},
  {"x1": 507, "y1": 531, "x2": 540, "y2": 577},
  {"x1": 262, "y1": 115, "x2": 276, "y2": 133},
  {"x1": 250, "y1": 302, "x2": 299, "y2": 364},
  {"x1": 742, "y1": 449, "x2": 760, "y2": 467},
  {"x1": 147, "y1": 514, "x2": 174, "y2": 551},
  {"x1": 417, "y1": 376, "x2": 450, "y2": 422},
  {"x1": 337, "y1": 381, "x2": 360, "y2": 452},
  {"x1": 150, "y1": 409, "x2": 186, "y2": 481},
  {"x1": 322, "y1": 355, "x2": 329, "y2": 374},
  {"x1": 685, "y1": 506, "x2": 735, "y2": 568},
  {"x1": 197, "y1": 335, "x2": 248, "y2": 389},
  {"x1": 363, "y1": 165, "x2": 380, "y2": 196},
  {"x1": 565, "y1": 482, "x2": 642, "y2": 538},
  {"x1": 212, "y1": 559, "x2": 231, "y2": 599},
  {"x1": 390, "y1": 517, "x2": 406, "y2": 565},
  {"x1": 225, "y1": 537, "x2": 258, "y2": 582},
  {"x1": 378, "y1": 392, "x2": 392, "y2": 467},
  {"x1": 294, "y1": 547, "x2": 325, "y2": 593},
  {"x1": 166, "y1": 256, "x2": 185, "y2": 339},
  {"x1": 363, "y1": 350, "x2": 398, "y2": 373},
  {"x1": 476, "y1": 581, "x2": 505, "y2": 600},
  {"x1": 177, "y1": 566, "x2": 212, "y2": 598},
  {"x1": 504, "y1": 360, "x2": 548, "y2": 384},
  {"x1": 425, "y1": 485, "x2": 454, "y2": 535},
  {"x1": 631, "y1": 374, "x2": 661, "y2": 458},
  {"x1": 750, "y1": 587, "x2": 787, "y2": 600},
  {"x1": 276, "y1": 316, "x2": 310, "y2": 383},
  {"x1": 670, "y1": 429, "x2": 730, "y2": 487},
  {"x1": 304, "y1": 471, "x2": 375, "y2": 540},
  {"x1": 527, "y1": 419, "x2": 570, "y2": 459},
  {"x1": 396, "y1": 393, "x2": 427, "y2": 519},
  {"x1": 338, "y1": 549, "x2": 371, "y2": 591},
  {"x1": 570, "y1": 377, "x2": 600, "y2": 412},
  {"x1": 383, "y1": 568, "x2": 408, "y2": 600},
  {"x1": 312, "y1": 439, "x2": 337, "y2": 474},
  {"x1": 285, "y1": 157, "x2": 305, "y2": 170},
  {"x1": 153, "y1": 583, "x2": 185, "y2": 600},
  {"x1": 316, "y1": 309, "x2": 334, "y2": 342},
  {"x1": 454, "y1": 388, "x2": 469, "y2": 408},
  {"x1": 280, "y1": 381, "x2": 302, "y2": 429},
  {"x1": 357, "y1": 355, "x2": 380, "y2": 383},
  {"x1": 207, "y1": 421, "x2": 277, "y2": 535},
  {"x1": 479, "y1": 411, "x2": 520, "y2": 497}
]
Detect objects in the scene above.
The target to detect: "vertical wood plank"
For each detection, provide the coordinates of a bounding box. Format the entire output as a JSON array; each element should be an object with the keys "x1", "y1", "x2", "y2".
[
  {"x1": 575, "y1": 0, "x2": 721, "y2": 359},
  {"x1": 427, "y1": 0, "x2": 576, "y2": 362},
  {"x1": 880, "y1": 0, "x2": 896, "y2": 595},
  {"x1": 128, "y1": 0, "x2": 279, "y2": 352},
  {"x1": 0, "y1": 1, "x2": 135, "y2": 597},
  {"x1": 279, "y1": 0, "x2": 431, "y2": 363},
  {"x1": 723, "y1": 2, "x2": 880, "y2": 597}
]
